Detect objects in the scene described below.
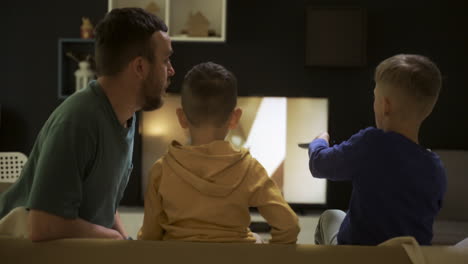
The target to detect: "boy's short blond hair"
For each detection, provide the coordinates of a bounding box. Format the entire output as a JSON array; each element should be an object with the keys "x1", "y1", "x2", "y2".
[
  {"x1": 181, "y1": 62, "x2": 237, "y2": 127},
  {"x1": 374, "y1": 54, "x2": 442, "y2": 118}
]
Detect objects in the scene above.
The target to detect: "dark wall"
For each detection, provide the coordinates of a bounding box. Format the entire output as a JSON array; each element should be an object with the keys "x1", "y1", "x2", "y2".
[
  {"x1": 1, "y1": 0, "x2": 108, "y2": 152},
  {"x1": 2, "y1": 0, "x2": 467, "y2": 209}
]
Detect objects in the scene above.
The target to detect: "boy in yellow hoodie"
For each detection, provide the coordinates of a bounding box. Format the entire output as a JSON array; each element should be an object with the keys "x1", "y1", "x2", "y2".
[{"x1": 138, "y1": 62, "x2": 300, "y2": 243}]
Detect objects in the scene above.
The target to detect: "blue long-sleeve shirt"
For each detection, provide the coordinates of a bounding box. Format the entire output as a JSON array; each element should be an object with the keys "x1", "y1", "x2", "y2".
[{"x1": 309, "y1": 127, "x2": 446, "y2": 245}]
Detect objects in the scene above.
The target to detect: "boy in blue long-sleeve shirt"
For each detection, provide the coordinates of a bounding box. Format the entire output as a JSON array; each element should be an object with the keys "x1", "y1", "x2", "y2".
[{"x1": 309, "y1": 54, "x2": 446, "y2": 246}]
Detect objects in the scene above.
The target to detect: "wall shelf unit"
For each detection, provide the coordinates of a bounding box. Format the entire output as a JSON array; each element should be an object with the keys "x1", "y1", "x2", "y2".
[
  {"x1": 57, "y1": 38, "x2": 95, "y2": 99},
  {"x1": 108, "y1": 0, "x2": 227, "y2": 42}
]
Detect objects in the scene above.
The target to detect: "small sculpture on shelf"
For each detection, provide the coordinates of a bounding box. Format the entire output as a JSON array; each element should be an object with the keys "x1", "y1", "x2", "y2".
[
  {"x1": 186, "y1": 11, "x2": 210, "y2": 37},
  {"x1": 80, "y1": 17, "x2": 94, "y2": 39},
  {"x1": 66, "y1": 52, "x2": 95, "y2": 92},
  {"x1": 146, "y1": 2, "x2": 161, "y2": 17}
]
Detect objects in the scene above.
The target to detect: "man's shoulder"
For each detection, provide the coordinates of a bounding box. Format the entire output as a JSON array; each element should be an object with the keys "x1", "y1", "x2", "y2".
[
  {"x1": 59, "y1": 88, "x2": 102, "y2": 116},
  {"x1": 47, "y1": 90, "x2": 106, "y2": 129}
]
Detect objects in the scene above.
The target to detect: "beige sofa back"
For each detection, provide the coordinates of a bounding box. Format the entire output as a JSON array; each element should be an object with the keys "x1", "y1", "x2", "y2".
[
  {"x1": 435, "y1": 150, "x2": 468, "y2": 221},
  {"x1": 1, "y1": 238, "x2": 468, "y2": 264}
]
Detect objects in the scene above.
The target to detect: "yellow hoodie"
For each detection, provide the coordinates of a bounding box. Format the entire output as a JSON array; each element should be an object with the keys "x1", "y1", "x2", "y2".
[{"x1": 138, "y1": 140, "x2": 300, "y2": 243}]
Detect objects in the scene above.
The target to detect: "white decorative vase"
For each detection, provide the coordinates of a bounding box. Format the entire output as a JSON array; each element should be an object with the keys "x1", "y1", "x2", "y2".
[{"x1": 74, "y1": 61, "x2": 94, "y2": 92}]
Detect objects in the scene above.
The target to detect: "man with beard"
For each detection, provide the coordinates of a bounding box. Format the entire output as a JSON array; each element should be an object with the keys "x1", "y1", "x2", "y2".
[{"x1": 0, "y1": 8, "x2": 174, "y2": 241}]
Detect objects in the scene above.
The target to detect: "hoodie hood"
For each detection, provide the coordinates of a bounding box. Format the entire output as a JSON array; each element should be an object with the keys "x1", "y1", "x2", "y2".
[{"x1": 164, "y1": 140, "x2": 253, "y2": 197}]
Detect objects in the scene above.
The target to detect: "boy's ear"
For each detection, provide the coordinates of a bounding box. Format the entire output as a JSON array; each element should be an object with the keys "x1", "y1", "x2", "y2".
[
  {"x1": 383, "y1": 96, "x2": 392, "y2": 116},
  {"x1": 228, "y1": 108, "x2": 242, "y2": 129},
  {"x1": 176, "y1": 108, "x2": 189, "y2": 129}
]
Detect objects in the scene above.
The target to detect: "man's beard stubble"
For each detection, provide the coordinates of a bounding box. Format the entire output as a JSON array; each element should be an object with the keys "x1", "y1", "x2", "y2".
[{"x1": 141, "y1": 76, "x2": 164, "y2": 111}]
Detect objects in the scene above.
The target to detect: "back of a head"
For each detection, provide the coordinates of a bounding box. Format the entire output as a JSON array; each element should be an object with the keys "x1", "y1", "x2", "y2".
[
  {"x1": 374, "y1": 54, "x2": 442, "y2": 119},
  {"x1": 94, "y1": 8, "x2": 168, "y2": 76},
  {"x1": 181, "y1": 62, "x2": 238, "y2": 128}
]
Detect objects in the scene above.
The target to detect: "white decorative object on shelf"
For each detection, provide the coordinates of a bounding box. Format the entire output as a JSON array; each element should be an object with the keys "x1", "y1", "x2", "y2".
[
  {"x1": 108, "y1": 0, "x2": 226, "y2": 42},
  {"x1": 74, "y1": 61, "x2": 94, "y2": 92}
]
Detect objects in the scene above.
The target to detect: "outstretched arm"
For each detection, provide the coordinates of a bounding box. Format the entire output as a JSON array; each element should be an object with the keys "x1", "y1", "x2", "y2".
[
  {"x1": 308, "y1": 130, "x2": 366, "y2": 181},
  {"x1": 29, "y1": 209, "x2": 124, "y2": 242}
]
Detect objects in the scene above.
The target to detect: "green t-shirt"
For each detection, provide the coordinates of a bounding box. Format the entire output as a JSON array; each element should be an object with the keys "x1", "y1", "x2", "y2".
[{"x1": 0, "y1": 80, "x2": 134, "y2": 228}]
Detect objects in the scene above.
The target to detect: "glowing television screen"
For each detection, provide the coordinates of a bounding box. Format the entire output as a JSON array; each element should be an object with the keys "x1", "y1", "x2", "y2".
[{"x1": 142, "y1": 95, "x2": 328, "y2": 205}]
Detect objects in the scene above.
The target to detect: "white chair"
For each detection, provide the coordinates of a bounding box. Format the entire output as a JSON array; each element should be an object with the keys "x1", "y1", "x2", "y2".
[{"x1": 0, "y1": 152, "x2": 28, "y2": 183}]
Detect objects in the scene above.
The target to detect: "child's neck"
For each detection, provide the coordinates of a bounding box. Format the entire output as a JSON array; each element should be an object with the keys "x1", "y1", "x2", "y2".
[
  {"x1": 188, "y1": 127, "x2": 229, "y2": 146},
  {"x1": 382, "y1": 121, "x2": 420, "y2": 144}
]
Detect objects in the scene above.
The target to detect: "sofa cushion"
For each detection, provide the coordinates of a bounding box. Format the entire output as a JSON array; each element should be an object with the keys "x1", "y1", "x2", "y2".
[
  {"x1": 0, "y1": 238, "x2": 414, "y2": 264},
  {"x1": 434, "y1": 150, "x2": 468, "y2": 221}
]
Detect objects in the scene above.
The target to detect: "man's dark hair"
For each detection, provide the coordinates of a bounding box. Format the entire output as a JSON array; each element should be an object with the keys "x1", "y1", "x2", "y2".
[
  {"x1": 181, "y1": 62, "x2": 238, "y2": 127},
  {"x1": 94, "y1": 8, "x2": 168, "y2": 76}
]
